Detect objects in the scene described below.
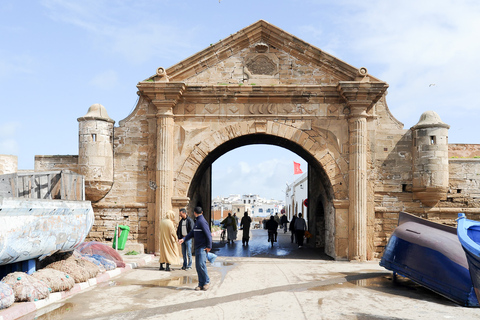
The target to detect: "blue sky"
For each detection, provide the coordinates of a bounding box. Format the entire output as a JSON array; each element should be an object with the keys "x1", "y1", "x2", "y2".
[{"x1": 1, "y1": 0, "x2": 479, "y2": 200}]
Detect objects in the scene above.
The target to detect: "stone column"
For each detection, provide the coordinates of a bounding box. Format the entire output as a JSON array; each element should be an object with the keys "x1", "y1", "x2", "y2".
[
  {"x1": 155, "y1": 109, "x2": 174, "y2": 254},
  {"x1": 137, "y1": 79, "x2": 186, "y2": 255},
  {"x1": 348, "y1": 109, "x2": 368, "y2": 261},
  {"x1": 337, "y1": 78, "x2": 388, "y2": 261}
]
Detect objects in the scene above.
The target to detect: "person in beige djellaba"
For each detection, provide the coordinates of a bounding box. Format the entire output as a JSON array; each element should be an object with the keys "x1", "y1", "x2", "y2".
[{"x1": 159, "y1": 210, "x2": 180, "y2": 271}]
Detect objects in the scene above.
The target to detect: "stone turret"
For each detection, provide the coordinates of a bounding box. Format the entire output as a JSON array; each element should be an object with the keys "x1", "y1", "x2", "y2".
[
  {"x1": 411, "y1": 111, "x2": 450, "y2": 207},
  {"x1": 77, "y1": 104, "x2": 115, "y2": 202}
]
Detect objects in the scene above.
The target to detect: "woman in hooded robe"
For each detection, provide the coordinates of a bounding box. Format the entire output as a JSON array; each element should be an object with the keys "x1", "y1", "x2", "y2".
[
  {"x1": 221, "y1": 213, "x2": 237, "y2": 244},
  {"x1": 159, "y1": 210, "x2": 180, "y2": 271}
]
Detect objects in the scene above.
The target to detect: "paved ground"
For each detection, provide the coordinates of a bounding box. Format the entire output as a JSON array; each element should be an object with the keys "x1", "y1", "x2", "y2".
[{"x1": 6, "y1": 230, "x2": 480, "y2": 319}]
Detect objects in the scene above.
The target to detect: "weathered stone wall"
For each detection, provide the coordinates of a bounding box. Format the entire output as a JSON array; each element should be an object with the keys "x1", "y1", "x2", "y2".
[
  {"x1": 0, "y1": 155, "x2": 18, "y2": 174},
  {"x1": 446, "y1": 159, "x2": 480, "y2": 211},
  {"x1": 86, "y1": 206, "x2": 148, "y2": 245},
  {"x1": 34, "y1": 155, "x2": 79, "y2": 172},
  {"x1": 449, "y1": 144, "x2": 480, "y2": 158},
  {"x1": 185, "y1": 45, "x2": 349, "y2": 86},
  {"x1": 84, "y1": 100, "x2": 152, "y2": 249}
]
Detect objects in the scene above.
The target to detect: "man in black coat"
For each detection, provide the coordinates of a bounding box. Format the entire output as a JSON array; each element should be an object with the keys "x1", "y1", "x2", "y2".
[
  {"x1": 177, "y1": 208, "x2": 194, "y2": 270},
  {"x1": 266, "y1": 215, "x2": 279, "y2": 242}
]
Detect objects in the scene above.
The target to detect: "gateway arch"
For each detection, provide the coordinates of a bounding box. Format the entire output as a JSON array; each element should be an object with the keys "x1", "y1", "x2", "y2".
[{"x1": 134, "y1": 20, "x2": 388, "y2": 260}]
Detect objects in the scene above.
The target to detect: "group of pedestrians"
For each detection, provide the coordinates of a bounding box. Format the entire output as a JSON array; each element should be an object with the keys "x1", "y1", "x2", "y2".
[
  {"x1": 221, "y1": 212, "x2": 253, "y2": 246},
  {"x1": 264, "y1": 212, "x2": 308, "y2": 248},
  {"x1": 158, "y1": 206, "x2": 216, "y2": 291},
  {"x1": 157, "y1": 207, "x2": 308, "y2": 292}
]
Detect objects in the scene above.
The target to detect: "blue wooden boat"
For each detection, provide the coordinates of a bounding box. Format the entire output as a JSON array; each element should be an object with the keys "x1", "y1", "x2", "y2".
[
  {"x1": 380, "y1": 211, "x2": 478, "y2": 307},
  {"x1": 457, "y1": 213, "x2": 480, "y2": 304}
]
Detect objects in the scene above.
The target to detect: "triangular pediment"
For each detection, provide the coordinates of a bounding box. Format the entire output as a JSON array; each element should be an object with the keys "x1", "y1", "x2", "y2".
[{"x1": 147, "y1": 20, "x2": 381, "y2": 86}]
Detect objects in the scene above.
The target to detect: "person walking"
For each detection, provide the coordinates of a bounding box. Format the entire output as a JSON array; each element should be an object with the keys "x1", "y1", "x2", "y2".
[
  {"x1": 266, "y1": 215, "x2": 279, "y2": 242},
  {"x1": 289, "y1": 214, "x2": 297, "y2": 244},
  {"x1": 221, "y1": 212, "x2": 237, "y2": 244},
  {"x1": 233, "y1": 212, "x2": 240, "y2": 240},
  {"x1": 176, "y1": 208, "x2": 194, "y2": 270},
  {"x1": 294, "y1": 212, "x2": 307, "y2": 248},
  {"x1": 159, "y1": 210, "x2": 180, "y2": 271},
  {"x1": 274, "y1": 213, "x2": 280, "y2": 228},
  {"x1": 280, "y1": 213, "x2": 288, "y2": 233},
  {"x1": 240, "y1": 211, "x2": 252, "y2": 246},
  {"x1": 179, "y1": 206, "x2": 212, "y2": 291}
]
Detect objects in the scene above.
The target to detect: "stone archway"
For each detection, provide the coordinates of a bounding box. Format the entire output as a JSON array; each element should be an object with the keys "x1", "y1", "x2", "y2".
[
  {"x1": 170, "y1": 122, "x2": 348, "y2": 259},
  {"x1": 135, "y1": 21, "x2": 388, "y2": 260}
]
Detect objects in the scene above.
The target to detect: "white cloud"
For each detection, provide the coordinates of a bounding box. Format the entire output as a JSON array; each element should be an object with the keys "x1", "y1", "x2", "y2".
[{"x1": 300, "y1": 1, "x2": 480, "y2": 134}]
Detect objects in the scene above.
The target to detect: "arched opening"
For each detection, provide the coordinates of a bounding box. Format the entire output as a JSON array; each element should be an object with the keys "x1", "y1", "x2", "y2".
[{"x1": 185, "y1": 133, "x2": 336, "y2": 258}]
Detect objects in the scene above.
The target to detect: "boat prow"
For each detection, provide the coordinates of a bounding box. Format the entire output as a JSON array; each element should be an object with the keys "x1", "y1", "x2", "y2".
[{"x1": 457, "y1": 213, "x2": 480, "y2": 304}]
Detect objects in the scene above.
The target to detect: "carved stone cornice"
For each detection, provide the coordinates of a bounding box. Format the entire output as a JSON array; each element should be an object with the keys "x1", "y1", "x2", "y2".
[
  {"x1": 337, "y1": 81, "x2": 388, "y2": 114},
  {"x1": 137, "y1": 81, "x2": 186, "y2": 113}
]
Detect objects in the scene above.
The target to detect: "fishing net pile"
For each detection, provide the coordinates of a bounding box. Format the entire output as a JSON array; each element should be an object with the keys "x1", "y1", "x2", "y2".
[
  {"x1": 0, "y1": 281, "x2": 14, "y2": 309},
  {"x1": 80, "y1": 254, "x2": 107, "y2": 273},
  {"x1": 31, "y1": 268, "x2": 75, "y2": 293},
  {"x1": 44, "y1": 252, "x2": 100, "y2": 283},
  {"x1": 1, "y1": 272, "x2": 49, "y2": 302},
  {"x1": 84, "y1": 254, "x2": 116, "y2": 271},
  {"x1": 77, "y1": 242, "x2": 125, "y2": 268}
]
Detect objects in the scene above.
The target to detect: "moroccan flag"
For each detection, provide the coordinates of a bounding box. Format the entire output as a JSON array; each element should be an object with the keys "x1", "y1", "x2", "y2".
[{"x1": 293, "y1": 161, "x2": 303, "y2": 174}]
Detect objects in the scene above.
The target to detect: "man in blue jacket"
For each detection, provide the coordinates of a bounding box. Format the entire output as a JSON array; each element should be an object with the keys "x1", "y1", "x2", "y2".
[{"x1": 179, "y1": 206, "x2": 212, "y2": 291}]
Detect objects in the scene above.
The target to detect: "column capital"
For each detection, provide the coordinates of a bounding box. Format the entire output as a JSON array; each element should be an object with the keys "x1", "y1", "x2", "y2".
[
  {"x1": 137, "y1": 81, "x2": 186, "y2": 113},
  {"x1": 337, "y1": 81, "x2": 388, "y2": 115}
]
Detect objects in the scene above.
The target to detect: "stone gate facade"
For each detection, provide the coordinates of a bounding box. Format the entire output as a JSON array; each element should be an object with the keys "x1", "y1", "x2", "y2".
[{"x1": 30, "y1": 20, "x2": 480, "y2": 260}]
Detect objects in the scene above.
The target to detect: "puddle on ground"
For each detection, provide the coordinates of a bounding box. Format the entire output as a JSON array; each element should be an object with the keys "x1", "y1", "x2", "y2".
[
  {"x1": 105, "y1": 276, "x2": 197, "y2": 288},
  {"x1": 97, "y1": 262, "x2": 236, "y2": 289},
  {"x1": 19, "y1": 302, "x2": 75, "y2": 320},
  {"x1": 309, "y1": 274, "x2": 448, "y2": 301},
  {"x1": 309, "y1": 275, "x2": 404, "y2": 292}
]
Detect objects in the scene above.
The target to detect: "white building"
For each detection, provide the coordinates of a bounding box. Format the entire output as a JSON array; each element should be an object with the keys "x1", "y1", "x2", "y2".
[
  {"x1": 285, "y1": 173, "x2": 308, "y2": 221},
  {"x1": 212, "y1": 194, "x2": 284, "y2": 218}
]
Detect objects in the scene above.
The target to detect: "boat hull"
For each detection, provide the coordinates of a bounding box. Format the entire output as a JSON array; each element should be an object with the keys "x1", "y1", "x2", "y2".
[
  {"x1": 457, "y1": 213, "x2": 480, "y2": 304},
  {"x1": 380, "y1": 212, "x2": 478, "y2": 307},
  {"x1": 0, "y1": 198, "x2": 94, "y2": 265}
]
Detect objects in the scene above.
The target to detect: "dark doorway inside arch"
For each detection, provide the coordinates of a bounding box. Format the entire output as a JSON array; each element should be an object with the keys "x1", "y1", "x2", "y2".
[{"x1": 186, "y1": 133, "x2": 335, "y2": 258}]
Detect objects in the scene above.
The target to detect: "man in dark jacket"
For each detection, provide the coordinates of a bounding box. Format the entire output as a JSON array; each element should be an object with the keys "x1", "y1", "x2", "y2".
[
  {"x1": 179, "y1": 206, "x2": 212, "y2": 291},
  {"x1": 280, "y1": 213, "x2": 288, "y2": 233},
  {"x1": 289, "y1": 214, "x2": 297, "y2": 243},
  {"x1": 176, "y1": 208, "x2": 194, "y2": 270},
  {"x1": 266, "y1": 215, "x2": 279, "y2": 242}
]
